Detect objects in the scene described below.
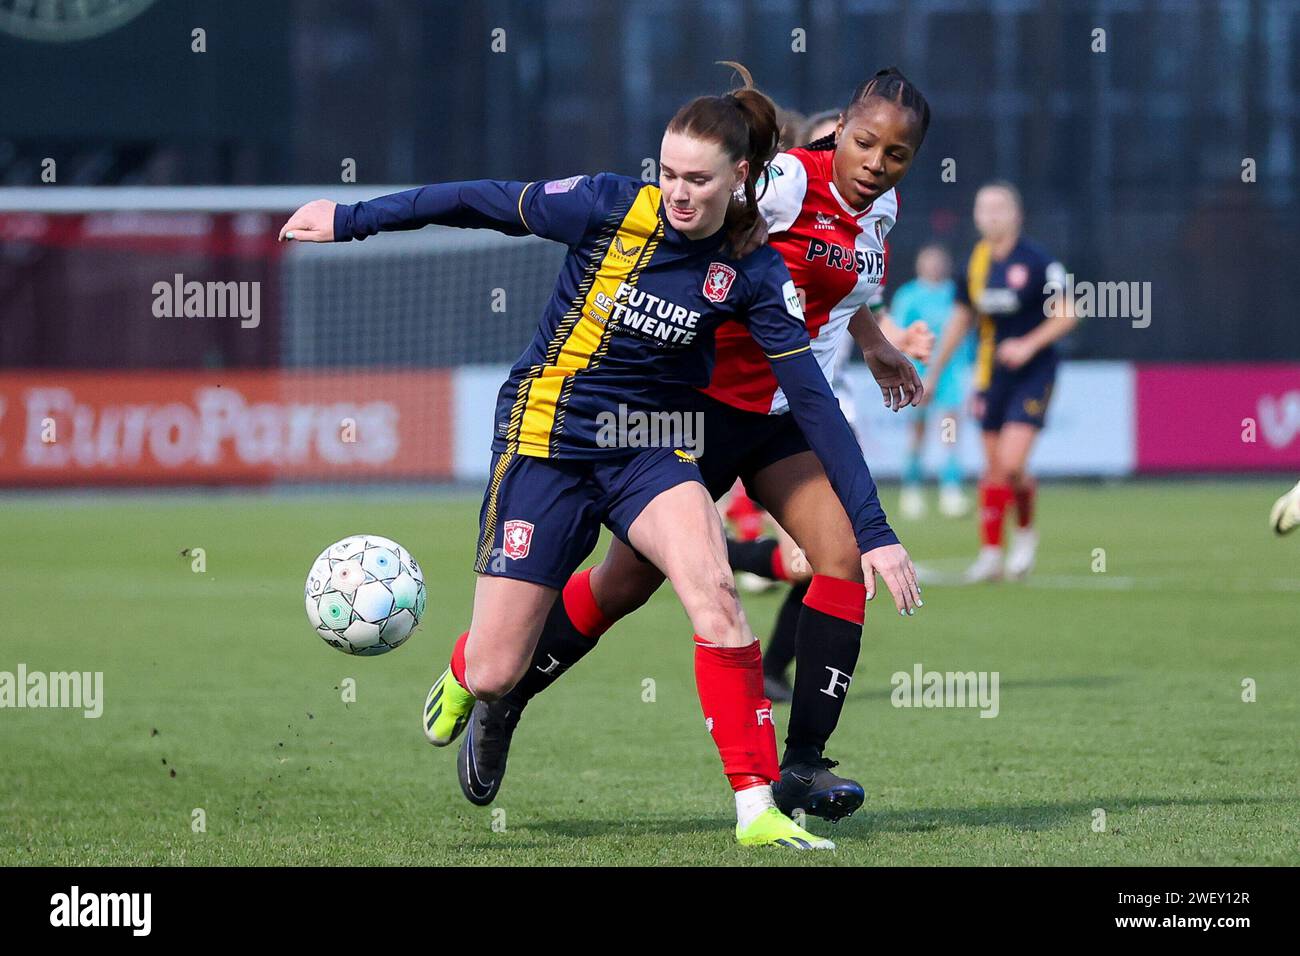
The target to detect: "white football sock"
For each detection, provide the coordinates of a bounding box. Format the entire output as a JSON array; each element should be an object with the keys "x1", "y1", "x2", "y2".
[{"x1": 735, "y1": 784, "x2": 777, "y2": 828}]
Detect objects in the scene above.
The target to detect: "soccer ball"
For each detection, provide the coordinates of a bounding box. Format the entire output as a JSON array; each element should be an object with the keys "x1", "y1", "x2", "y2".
[{"x1": 304, "y1": 535, "x2": 426, "y2": 656}]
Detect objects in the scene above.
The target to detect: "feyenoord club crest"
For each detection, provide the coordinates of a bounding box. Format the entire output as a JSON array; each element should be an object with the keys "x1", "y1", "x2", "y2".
[
  {"x1": 703, "y1": 262, "x2": 736, "y2": 303},
  {"x1": 502, "y1": 520, "x2": 534, "y2": 560},
  {"x1": 874, "y1": 220, "x2": 885, "y2": 244},
  {"x1": 1007, "y1": 263, "x2": 1030, "y2": 290}
]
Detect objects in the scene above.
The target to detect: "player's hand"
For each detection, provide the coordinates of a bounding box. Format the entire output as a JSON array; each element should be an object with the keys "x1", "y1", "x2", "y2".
[
  {"x1": 996, "y1": 336, "x2": 1034, "y2": 370},
  {"x1": 278, "y1": 199, "x2": 337, "y2": 242},
  {"x1": 899, "y1": 320, "x2": 935, "y2": 362},
  {"x1": 862, "y1": 543, "x2": 922, "y2": 615},
  {"x1": 863, "y1": 340, "x2": 924, "y2": 411},
  {"x1": 730, "y1": 213, "x2": 769, "y2": 257}
]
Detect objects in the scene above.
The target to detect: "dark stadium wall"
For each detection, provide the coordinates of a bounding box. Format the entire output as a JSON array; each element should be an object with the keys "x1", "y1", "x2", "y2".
[
  {"x1": 1, "y1": 1, "x2": 1297, "y2": 362},
  {"x1": 2, "y1": 0, "x2": 292, "y2": 183}
]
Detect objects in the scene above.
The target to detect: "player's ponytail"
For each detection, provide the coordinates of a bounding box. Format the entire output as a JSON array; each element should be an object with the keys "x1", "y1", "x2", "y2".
[{"x1": 666, "y1": 61, "x2": 779, "y2": 254}]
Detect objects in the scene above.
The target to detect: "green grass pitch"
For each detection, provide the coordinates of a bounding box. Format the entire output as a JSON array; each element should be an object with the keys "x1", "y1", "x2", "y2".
[{"x1": 2, "y1": 481, "x2": 1296, "y2": 866}]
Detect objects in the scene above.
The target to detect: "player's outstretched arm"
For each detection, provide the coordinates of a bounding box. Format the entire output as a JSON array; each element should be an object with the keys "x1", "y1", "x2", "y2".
[
  {"x1": 769, "y1": 348, "x2": 922, "y2": 615},
  {"x1": 740, "y1": 256, "x2": 922, "y2": 612},
  {"x1": 278, "y1": 199, "x2": 336, "y2": 242},
  {"x1": 280, "y1": 177, "x2": 599, "y2": 246},
  {"x1": 848, "y1": 305, "x2": 925, "y2": 411}
]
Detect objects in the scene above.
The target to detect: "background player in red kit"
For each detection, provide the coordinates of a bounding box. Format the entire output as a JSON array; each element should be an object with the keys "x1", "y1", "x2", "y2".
[{"x1": 454, "y1": 68, "x2": 934, "y2": 823}]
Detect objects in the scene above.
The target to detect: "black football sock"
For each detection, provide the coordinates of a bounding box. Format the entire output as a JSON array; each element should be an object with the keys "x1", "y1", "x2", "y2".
[
  {"x1": 504, "y1": 568, "x2": 614, "y2": 708},
  {"x1": 726, "y1": 536, "x2": 782, "y2": 580},
  {"x1": 783, "y1": 574, "x2": 867, "y2": 767},
  {"x1": 763, "y1": 581, "x2": 807, "y2": 679}
]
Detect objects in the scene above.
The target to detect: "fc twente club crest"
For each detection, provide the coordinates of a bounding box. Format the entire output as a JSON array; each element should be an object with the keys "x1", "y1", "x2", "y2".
[
  {"x1": 502, "y1": 520, "x2": 535, "y2": 560},
  {"x1": 703, "y1": 262, "x2": 737, "y2": 303}
]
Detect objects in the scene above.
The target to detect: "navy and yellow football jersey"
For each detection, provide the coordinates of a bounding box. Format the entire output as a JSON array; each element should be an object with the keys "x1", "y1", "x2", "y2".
[
  {"x1": 334, "y1": 174, "x2": 897, "y2": 552},
  {"x1": 956, "y1": 237, "x2": 1066, "y2": 390}
]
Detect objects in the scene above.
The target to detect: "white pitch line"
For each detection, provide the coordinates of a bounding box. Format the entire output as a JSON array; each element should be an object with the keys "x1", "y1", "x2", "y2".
[
  {"x1": 916, "y1": 561, "x2": 1300, "y2": 594},
  {"x1": 1024, "y1": 574, "x2": 1138, "y2": 590},
  {"x1": 1024, "y1": 574, "x2": 1298, "y2": 594},
  {"x1": 1025, "y1": 574, "x2": 1300, "y2": 594}
]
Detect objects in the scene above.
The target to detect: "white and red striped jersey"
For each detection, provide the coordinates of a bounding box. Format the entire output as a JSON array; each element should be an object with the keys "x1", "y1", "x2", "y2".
[{"x1": 703, "y1": 143, "x2": 898, "y2": 414}]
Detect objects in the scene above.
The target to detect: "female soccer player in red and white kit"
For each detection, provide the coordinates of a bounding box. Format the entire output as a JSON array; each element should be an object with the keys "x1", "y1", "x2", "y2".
[
  {"x1": 280, "y1": 67, "x2": 920, "y2": 849},
  {"x1": 449, "y1": 68, "x2": 934, "y2": 824},
  {"x1": 924, "y1": 181, "x2": 1077, "y2": 581}
]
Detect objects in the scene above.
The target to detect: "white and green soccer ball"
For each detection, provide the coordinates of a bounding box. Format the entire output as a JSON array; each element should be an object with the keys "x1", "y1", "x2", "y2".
[{"x1": 304, "y1": 535, "x2": 426, "y2": 656}]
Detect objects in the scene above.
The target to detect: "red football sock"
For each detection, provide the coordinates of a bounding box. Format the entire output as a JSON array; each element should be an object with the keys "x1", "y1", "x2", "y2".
[
  {"x1": 693, "y1": 637, "x2": 779, "y2": 787},
  {"x1": 803, "y1": 573, "x2": 867, "y2": 625},
  {"x1": 979, "y1": 481, "x2": 1014, "y2": 547},
  {"x1": 725, "y1": 487, "x2": 765, "y2": 542},
  {"x1": 449, "y1": 631, "x2": 469, "y2": 687},
  {"x1": 1014, "y1": 479, "x2": 1037, "y2": 529},
  {"x1": 561, "y1": 568, "x2": 615, "y2": 640},
  {"x1": 728, "y1": 773, "x2": 769, "y2": 792},
  {"x1": 769, "y1": 545, "x2": 788, "y2": 583}
]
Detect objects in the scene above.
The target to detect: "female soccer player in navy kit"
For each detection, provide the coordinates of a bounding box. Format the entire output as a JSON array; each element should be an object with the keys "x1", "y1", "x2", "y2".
[
  {"x1": 924, "y1": 181, "x2": 1077, "y2": 581},
  {"x1": 434, "y1": 68, "x2": 934, "y2": 825},
  {"x1": 279, "y1": 71, "x2": 920, "y2": 849}
]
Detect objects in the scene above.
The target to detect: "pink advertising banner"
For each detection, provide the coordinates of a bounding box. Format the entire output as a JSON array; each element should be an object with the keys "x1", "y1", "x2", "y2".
[{"x1": 1135, "y1": 364, "x2": 1300, "y2": 471}]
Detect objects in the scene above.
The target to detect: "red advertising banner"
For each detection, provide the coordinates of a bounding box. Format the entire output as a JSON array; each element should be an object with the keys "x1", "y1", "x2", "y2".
[
  {"x1": 0, "y1": 371, "x2": 453, "y2": 485},
  {"x1": 1136, "y1": 364, "x2": 1300, "y2": 471},
  {"x1": 0, "y1": 212, "x2": 286, "y2": 371}
]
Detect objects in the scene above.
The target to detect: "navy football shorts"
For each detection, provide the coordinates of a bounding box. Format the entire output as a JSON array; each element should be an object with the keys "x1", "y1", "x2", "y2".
[
  {"x1": 474, "y1": 446, "x2": 705, "y2": 589},
  {"x1": 979, "y1": 360, "x2": 1057, "y2": 432},
  {"x1": 693, "y1": 392, "x2": 811, "y2": 502}
]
